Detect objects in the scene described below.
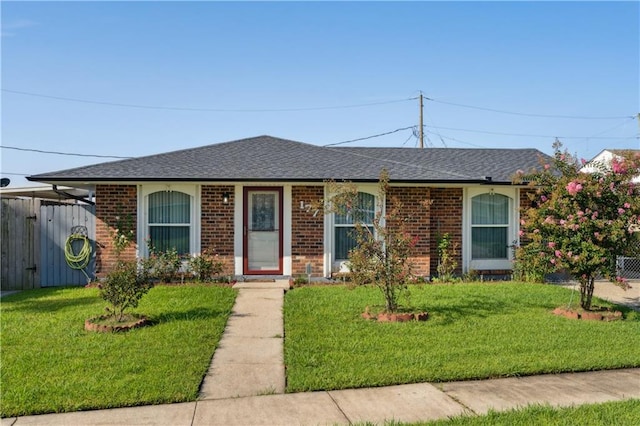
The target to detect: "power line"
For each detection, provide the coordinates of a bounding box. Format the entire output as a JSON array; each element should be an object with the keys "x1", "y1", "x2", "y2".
[
  {"x1": 0, "y1": 145, "x2": 133, "y2": 159},
  {"x1": 323, "y1": 126, "x2": 415, "y2": 147},
  {"x1": 1, "y1": 89, "x2": 414, "y2": 112},
  {"x1": 426, "y1": 124, "x2": 638, "y2": 140},
  {"x1": 425, "y1": 96, "x2": 635, "y2": 120},
  {"x1": 424, "y1": 131, "x2": 488, "y2": 149},
  {"x1": 0, "y1": 172, "x2": 30, "y2": 176}
]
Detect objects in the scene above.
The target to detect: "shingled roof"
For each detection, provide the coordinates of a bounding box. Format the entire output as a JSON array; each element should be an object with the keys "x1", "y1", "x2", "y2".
[{"x1": 28, "y1": 135, "x2": 548, "y2": 185}]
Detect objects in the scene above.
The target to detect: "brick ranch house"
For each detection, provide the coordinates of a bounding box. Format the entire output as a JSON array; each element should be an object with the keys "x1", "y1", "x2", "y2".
[{"x1": 28, "y1": 135, "x2": 548, "y2": 280}]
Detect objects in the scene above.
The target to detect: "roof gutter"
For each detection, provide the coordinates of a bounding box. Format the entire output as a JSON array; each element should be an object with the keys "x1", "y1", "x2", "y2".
[{"x1": 52, "y1": 185, "x2": 95, "y2": 206}]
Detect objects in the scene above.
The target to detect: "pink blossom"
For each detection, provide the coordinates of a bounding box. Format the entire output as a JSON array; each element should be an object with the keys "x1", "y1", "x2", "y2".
[
  {"x1": 550, "y1": 258, "x2": 556, "y2": 264},
  {"x1": 518, "y1": 230, "x2": 524, "y2": 237},
  {"x1": 624, "y1": 202, "x2": 631, "y2": 209},
  {"x1": 566, "y1": 181, "x2": 583, "y2": 196},
  {"x1": 544, "y1": 164, "x2": 550, "y2": 170},
  {"x1": 618, "y1": 208, "x2": 625, "y2": 215},
  {"x1": 555, "y1": 250, "x2": 562, "y2": 258},
  {"x1": 544, "y1": 216, "x2": 555, "y2": 224},
  {"x1": 594, "y1": 232, "x2": 600, "y2": 239},
  {"x1": 541, "y1": 195, "x2": 548, "y2": 202},
  {"x1": 559, "y1": 219, "x2": 566, "y2": 225},
  {"x1": 577, "y1": 211, "x2": 584, "y2": 217},
  {"x1": 591, "y1": 211, "x2": 598, "y2": 220},
  {"x1": 612, "y1": 159, "x2": 627, "y2": 174},
  {"x1": 548, "y1": 242, "x2": 556, "y2": 248}
]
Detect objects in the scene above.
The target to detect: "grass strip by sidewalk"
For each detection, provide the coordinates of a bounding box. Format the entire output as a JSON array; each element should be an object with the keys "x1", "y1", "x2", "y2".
[
  {"x1": 384, "y1": 399, "x2": 640, "y2": 425},
  {"x1": 0, "y1": 285, "x2": 236, "y2": 417},
  {"x1": 284, "y1": 282, "x2": 640, "y2": 392}
]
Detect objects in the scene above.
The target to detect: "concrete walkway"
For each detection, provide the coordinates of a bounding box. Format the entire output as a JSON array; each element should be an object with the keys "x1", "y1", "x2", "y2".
[
  {"x1": 2, "y1": 280, "x2": 639, "y2": 426},
  {"x1": 199, "y1": 280, "x2": 288, "y2": 399}
]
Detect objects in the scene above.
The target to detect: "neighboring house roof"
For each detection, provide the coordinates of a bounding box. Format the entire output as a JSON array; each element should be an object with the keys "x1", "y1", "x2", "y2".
[
  {"x1": 28, "y1": 135, "x2": 549, "y2": 185},
  {"x1": 582, "y1": 148, "x2": 640, "y2": 183}
]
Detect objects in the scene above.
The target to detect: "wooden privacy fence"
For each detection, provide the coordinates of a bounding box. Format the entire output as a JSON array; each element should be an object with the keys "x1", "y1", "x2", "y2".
[
  {"x1": 1, "y1": 199, "x2": 39, "y2": 290},
  {"x1": 1, "y1": 198, "x2": 96, "y2": 290}
]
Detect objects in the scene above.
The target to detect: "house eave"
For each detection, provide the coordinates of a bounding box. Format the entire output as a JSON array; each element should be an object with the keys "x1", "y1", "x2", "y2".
[{"x1": 28, "y1": 176, "x2": 522, "y2": 187}]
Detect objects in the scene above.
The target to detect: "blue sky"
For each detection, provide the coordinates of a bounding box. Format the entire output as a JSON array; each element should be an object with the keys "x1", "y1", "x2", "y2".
[{"x1": 2, "y1": 1, "x2": 638, "y2": 188}]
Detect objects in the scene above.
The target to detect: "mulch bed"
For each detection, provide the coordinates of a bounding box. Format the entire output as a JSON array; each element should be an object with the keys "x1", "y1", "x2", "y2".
[{"x1": 552, "y1": 306, "x2": 623, "y2": 321}]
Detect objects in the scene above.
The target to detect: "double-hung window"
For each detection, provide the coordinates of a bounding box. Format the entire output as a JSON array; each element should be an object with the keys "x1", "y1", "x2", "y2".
[
  {"x1": 471, "y1": 193, "x2": 510, "y2": 259},
  {"x1": 334, "y1": 192, "x2": 376, "y2": 260},
  {"x1": 146, "y1": 190, "x2": 193, "y2": 255}
]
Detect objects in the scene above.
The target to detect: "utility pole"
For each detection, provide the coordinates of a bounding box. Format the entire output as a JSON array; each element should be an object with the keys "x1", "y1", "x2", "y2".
[{"x1": 419, "y1": 92, "x2": 424, "y2": 148}]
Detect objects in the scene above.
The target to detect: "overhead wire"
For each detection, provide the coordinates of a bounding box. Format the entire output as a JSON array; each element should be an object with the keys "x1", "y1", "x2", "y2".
[
  {"x1": 323, "y1": 126, "x2": 415, "y2": 147},
  {"x1": 425, "y1": 125, "x2": 637, "y2": 140},
  {"x1": 1, "y1": 89, "x2": 414, "y2": 112},
  {"x1": 0, "y1": 145, "x2": 133, "y2": 159},
  {"x1": 424, "y1": 96, "x2": 635, "y2": 120}
]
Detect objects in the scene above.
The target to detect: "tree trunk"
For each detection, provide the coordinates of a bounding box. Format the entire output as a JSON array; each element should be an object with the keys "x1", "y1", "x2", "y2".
[{"x1": 579, "y1": 275, "x2": 595, "y2": 310}]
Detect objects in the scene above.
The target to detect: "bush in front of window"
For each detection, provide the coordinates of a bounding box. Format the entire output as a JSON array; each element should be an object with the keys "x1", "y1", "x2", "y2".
[
  {"x1": 140, "y1": 245, "x2": 182, "y2": 283},
  {"x1": 187, "y1": 250, "x2": 225, "y2": 282}
]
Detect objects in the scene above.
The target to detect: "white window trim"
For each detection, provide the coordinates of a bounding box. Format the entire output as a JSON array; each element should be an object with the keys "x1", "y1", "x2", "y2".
[
  {"x1": 463, "y1": 186, "x2": 518, "y2": 272},
  {"x1": 324, "y1": 184, "x2": 381, "y2": 274},
  {"x1": 137, "y1": 184, "x2": 200, "y2": 259}
]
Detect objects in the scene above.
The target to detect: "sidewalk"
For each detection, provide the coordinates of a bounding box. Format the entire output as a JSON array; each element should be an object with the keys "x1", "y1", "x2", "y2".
[{"x1": 2, "y1": 280, "x2": 639, "y2": 426}]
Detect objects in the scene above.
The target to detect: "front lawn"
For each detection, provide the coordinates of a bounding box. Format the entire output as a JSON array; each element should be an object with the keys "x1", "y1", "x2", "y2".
[
  {"x1": 284, "y1": 282, "x2": 640, "y2": 392},
  {"x1": 0, "y1": 285, "x2": 236, "y2": 417}
]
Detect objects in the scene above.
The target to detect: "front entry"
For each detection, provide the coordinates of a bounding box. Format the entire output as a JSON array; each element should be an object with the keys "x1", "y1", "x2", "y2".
[{"x1": 243, "y1": 187, "x2": 283, "y2": 275}]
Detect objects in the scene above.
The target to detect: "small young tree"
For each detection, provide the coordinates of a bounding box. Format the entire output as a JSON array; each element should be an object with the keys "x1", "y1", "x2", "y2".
[
  {"x1": 99, "y1": 212, "x2": 153, "y2": 321},
  {"x1": 516, "y1": 142, "x2": 640, "y2": 310},
  {"x1": 327, "y1": 169, "x2": 418, "y2": 313},
  {"x1": 100, "y1": 261, "x2": 153, "y2": 321}
]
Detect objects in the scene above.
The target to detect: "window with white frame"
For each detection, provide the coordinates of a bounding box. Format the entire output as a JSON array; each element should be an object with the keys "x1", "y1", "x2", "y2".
[
  {"x1": 334, "y1": 192, "x2": 376, "y2": 260},
  {"x1": 471, "y1": 193, "x2": 510, "y2": 259},
  {"x1": 147, "y1": 190, "x2": 192, "y2": 255}
]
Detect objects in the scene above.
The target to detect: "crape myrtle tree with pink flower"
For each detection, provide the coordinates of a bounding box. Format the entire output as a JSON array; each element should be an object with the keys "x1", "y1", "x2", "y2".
[{"x1": 515, "y1": 141, "x2": 640, "y2": 310}]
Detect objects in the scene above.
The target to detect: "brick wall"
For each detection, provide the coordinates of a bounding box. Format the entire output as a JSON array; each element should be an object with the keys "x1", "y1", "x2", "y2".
[
  {"x1": 518, "y1": 187, "x2": 536, "y2": 245},
  {"x1": 201, "y1": 185, "x2": 235, "y2": 275},
  {"x1": 387, "y1": 187, "x2": 432, "y2": 277},
  {"x1": 95, "y1": 184, "x2": 138, "y2": 276},
  {"x1": 291, "y1": 186, "x2": 325, "y2": 275},
  {"x1": 429, "y1": 188, "x2": 463, "y2": 276}
]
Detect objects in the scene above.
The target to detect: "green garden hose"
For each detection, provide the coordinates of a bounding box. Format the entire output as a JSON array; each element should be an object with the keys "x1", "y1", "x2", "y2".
[{"x1": 65, "y1": 233, "x2": 92, "y2": 283}]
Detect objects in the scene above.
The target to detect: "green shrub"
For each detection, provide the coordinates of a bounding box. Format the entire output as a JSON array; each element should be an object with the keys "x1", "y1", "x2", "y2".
[
  {"x1": 141, "y1": 247, "x2": 182, "y2": 283},
  {"x1": 186, "y1": 250, "x2": 224, "y2": 282},
  {"x1": 434, "y1": 233, "x2": 460, "y2": 283},
  {"x1": 99, "y1": 260, "x2": 153, "y2": 321}
]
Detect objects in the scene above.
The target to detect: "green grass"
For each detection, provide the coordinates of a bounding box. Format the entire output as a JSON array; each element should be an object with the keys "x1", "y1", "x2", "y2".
[
  {"x1": 378, "y1": 399, "x2": 640, "y2": 425},
  {"x1": 284, "y1": 282, "x2": 640, "y2": 392},
  {"x1": 0, "y1": 285, "x2": 236, "y2": 417}
]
